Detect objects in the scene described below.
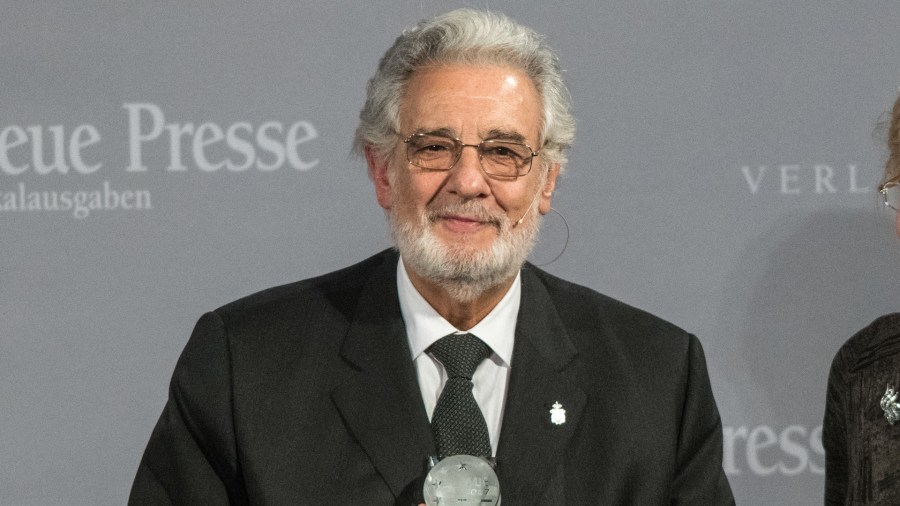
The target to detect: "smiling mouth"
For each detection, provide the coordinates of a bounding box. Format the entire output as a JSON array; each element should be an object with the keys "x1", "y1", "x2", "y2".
[
  {"x1": 442, "y1": 214, "x2": 485, "y2": 224},
  {"x1": 427, "y1": 201, "x2": 503, "y2": 228},
  {"x1": 431, "y1": 211, "x2": 503, "y2": 233}
]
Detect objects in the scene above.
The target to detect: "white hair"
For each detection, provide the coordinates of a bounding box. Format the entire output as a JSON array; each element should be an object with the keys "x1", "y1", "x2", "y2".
[{"x1": 354, "y1": 8, "x2": 575, "y2": 171}]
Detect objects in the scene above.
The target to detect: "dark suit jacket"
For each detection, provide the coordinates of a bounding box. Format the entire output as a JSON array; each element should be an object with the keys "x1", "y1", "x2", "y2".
[{"x1": 130, "y1": 249, "x2": 733, "y2": 505}]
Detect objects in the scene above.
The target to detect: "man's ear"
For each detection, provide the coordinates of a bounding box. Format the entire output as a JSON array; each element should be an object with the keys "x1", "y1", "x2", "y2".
[
  {"x1": 365, "y1": 144, "x2": 393, "y2": 210},
  {"x1": 538, "y1": 163, "x2": 560, "y2": 214}
]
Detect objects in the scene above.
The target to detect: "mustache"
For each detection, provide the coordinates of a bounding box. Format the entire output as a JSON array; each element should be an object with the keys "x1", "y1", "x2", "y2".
[{"x1": 425, "y1": 200, "x2": 505, "y2": 226}]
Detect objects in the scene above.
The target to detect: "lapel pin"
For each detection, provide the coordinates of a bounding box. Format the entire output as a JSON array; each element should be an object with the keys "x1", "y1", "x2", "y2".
[
  {"x1": 881, "y1": 385, "x2": 900, "y2": 425},
  {"x1": 550, "y1": 401, "x2": 566, "y2": 425}
]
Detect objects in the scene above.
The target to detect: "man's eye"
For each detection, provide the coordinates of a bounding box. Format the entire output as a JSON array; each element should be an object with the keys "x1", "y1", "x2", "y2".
[
  {"x1": 485, "y1": 146, "x2": 520, "y2": 158},
  {"x1": 420, "y1": 144, "x2": 449, "y2": 152}
]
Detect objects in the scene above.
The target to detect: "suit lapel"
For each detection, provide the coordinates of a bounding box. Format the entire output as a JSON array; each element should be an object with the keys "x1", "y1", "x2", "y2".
[
  {"x1": 496, "y1": 267, "x2": 586, "y2": 505},
  {"x1": 331, "y1": 253, "x2": 436, "y2": 498},
  {"x1": 329, "y1": 257, "x2": 587, "y2": 501}
]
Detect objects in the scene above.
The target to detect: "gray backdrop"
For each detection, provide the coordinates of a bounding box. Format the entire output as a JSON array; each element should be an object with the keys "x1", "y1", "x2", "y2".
[{"x1": 3, "y1": 2, "x2": 900, "y2": 504}]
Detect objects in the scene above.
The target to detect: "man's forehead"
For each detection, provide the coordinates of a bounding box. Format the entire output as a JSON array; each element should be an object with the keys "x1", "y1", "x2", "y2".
[
  {"x1": 402, "y1": 64, "x2": 536, "y2": 95},
  {"x1": 397, "y1": 64, "x2": 543, "y2": 142}
]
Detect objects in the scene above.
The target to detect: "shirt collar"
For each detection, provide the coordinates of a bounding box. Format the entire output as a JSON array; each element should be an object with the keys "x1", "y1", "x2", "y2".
[{"x1": 397, "y1": 256, "x2": 519, "y2": 367}]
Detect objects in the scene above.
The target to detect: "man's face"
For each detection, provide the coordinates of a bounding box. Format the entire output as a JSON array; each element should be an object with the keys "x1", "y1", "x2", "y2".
[{"x1": 367, "y1": 64, "x2": 559, "y2": 300}]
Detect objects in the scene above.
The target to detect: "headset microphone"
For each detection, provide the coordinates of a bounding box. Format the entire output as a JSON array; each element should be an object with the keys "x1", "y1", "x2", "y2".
[{"x1": 512, "y1": 189, "x2": 543, "y2": 228}]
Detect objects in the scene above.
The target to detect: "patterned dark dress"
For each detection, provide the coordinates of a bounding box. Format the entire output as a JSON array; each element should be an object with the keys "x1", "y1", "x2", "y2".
[{"x1": 824, "y1": 313, "x2": 900, "y2": 505}]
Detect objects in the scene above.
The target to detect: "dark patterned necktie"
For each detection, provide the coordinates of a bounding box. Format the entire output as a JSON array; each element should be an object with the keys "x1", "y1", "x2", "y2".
[{"x1": 428, "y1": 333, "x2": 493, "y2": 458}]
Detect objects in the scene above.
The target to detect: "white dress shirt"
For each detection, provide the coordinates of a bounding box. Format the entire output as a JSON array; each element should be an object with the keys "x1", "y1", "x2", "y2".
[{"x1": 396, "y1": 257, "x2": 519, "y2": 457}]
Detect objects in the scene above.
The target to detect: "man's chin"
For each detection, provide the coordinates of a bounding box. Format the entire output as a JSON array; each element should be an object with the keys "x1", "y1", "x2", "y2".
[
  {"x1": 431, "y1": 224, "x2": 499, "y2": 249},
  {"x1": 436, "y1": 242, "x2": 497, "y2": 263},
  {"x1": 389, "y1": 207, "x2": 538, "y2": 301}
]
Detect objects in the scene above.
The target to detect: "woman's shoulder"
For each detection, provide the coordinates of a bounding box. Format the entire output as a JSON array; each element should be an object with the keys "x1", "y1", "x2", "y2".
[{"x1": 834, "y1": 313, "x2": 900, "y2": 374}]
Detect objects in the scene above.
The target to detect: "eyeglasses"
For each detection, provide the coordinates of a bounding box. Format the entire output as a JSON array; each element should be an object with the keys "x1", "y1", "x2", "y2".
[
  {"x1": 402, "y1": 132, "x2": 540, "y2": 179},
  {"x1": 880, "y1": 179, "x2": 900, "y2": 211}
]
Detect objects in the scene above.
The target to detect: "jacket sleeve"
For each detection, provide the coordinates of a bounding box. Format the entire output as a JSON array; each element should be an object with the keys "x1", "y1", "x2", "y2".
[
  {"x1": 128, "y1": 311, "x2": 248, "y2": 505},
  {"x1": 670, "y1": 334, "x2": 735, "y2": 505},
  {"x1": 823, "y1": 346, "x2": 851, "y2": 506}
]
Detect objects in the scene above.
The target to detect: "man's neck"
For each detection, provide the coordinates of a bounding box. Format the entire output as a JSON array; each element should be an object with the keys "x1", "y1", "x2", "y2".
[{"x1": 404, "y1": 263, "x2": 517, "y2": 331}]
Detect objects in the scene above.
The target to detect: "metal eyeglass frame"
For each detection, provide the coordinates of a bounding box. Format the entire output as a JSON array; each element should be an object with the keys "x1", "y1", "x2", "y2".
[
  {"x1": 879, "y1": 178, "x2": 900, "y2": 211},
  {"x1": 401, "y1": 132, "x2": 541, "y2": 179}
]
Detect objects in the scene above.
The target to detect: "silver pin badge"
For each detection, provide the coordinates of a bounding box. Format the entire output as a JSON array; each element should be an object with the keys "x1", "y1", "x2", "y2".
[
  {"x1": 550, "y1": 401, "x2": 566, "y2": 425},
  {"x1": 881, "y1": 385, "x2": 900, "y2": 425}
]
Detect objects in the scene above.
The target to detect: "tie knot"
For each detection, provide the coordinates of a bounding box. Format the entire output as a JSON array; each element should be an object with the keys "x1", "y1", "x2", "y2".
[{"x1": 428, "y1": 333, "x2": 492, "y2": 379}]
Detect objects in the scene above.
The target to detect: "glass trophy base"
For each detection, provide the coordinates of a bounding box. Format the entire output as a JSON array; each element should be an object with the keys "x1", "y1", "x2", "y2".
[{"x1": 423, "y1": 455, "x2": 500, "y2": 505}]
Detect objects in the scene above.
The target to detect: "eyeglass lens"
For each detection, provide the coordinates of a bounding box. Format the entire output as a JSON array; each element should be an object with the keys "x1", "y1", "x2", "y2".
[{"x1": 883, "y1": 185, "x2": 900, "y2": 211}]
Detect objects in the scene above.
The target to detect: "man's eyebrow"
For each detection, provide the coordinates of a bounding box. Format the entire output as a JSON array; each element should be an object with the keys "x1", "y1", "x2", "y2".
[
  {"x1": 482, "y1": 129, "x2": 528, "y2": 144},
  {"x1": 408, "y1": 127, "x2": 530, "y2": 144},
  {"x1": 410, "y1": 127, "x2": 457, "y2": 138}
]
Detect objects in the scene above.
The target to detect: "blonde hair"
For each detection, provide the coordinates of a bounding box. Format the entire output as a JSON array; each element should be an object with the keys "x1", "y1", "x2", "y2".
[{"x1": 887, "y1": 94, "x2": 900, "y2": 182}]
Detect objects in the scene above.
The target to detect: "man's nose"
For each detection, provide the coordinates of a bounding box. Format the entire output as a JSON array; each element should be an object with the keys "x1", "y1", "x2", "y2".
[{"x1": 445, "y1": 144, "x2": 489, "y2": 198}]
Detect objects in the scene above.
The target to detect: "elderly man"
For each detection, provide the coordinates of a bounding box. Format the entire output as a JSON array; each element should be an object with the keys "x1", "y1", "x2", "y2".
[{"x1": 130, "y1": 9, "x2": 734, "y2": 505}]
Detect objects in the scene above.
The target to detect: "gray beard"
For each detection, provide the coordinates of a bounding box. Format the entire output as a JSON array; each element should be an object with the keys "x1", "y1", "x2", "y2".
[{"x1": 389, "y1": 199, "x2": 541, "y2": 303}]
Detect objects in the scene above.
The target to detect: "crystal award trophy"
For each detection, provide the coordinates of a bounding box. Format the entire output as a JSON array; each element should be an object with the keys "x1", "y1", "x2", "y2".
[{"x1": 423, "y1": 455, "x2": 500, "y2": 505}]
